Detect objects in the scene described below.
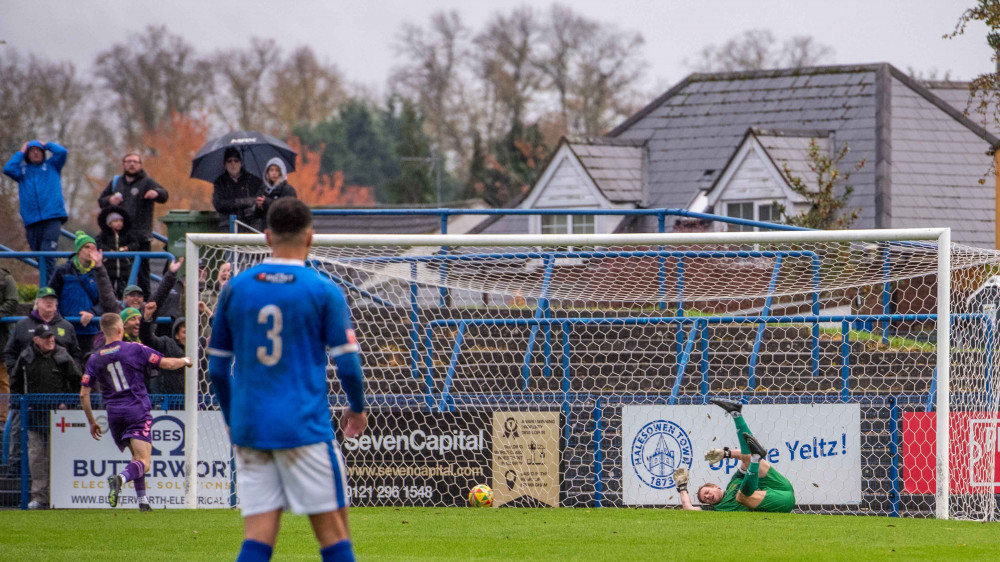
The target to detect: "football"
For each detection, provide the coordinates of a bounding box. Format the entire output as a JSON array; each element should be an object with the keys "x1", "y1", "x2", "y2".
[{"x1": 468, "y1": 484, "x2": 494, "y2": 507}]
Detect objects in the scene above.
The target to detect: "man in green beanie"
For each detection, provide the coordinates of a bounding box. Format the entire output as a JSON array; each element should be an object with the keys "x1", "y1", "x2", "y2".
[
  {"x1": 120, "y1": 307, "x2": 142, "y2": 342},
  {"x1": 48, "y1": 231, "x2": 106, "y2": 353}
]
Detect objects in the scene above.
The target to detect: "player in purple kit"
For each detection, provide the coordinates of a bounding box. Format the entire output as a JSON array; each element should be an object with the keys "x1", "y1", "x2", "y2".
[{"x1": 80, "y1": 313, "x2": 192, "y2": 511}]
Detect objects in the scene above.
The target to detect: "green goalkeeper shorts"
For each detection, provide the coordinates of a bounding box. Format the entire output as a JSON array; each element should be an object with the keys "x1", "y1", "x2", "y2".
[{"x1": 753, "y1": 468, "x2": 796, "y2": 513}]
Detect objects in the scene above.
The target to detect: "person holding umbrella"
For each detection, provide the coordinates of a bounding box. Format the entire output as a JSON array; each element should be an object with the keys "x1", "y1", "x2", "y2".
[{"x1": 211, "y1": 147, "x2": 265, "y2": 232}]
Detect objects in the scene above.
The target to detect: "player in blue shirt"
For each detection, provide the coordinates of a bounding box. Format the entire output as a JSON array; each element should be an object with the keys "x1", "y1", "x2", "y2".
[
  {"x1": 81, "y1": 313, "x2": 192, "y2": 511},
  {"x1": 208, "y1": 198, "x2": 367, "y2": 562}
]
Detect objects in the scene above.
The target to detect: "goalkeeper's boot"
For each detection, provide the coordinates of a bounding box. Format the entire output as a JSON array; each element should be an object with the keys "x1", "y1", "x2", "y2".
[
  {"x1": 710, "y1": 397, "x2": 743, "y2": 415},
  {"x1": 139, "y1": 499, "x2": 152, "y2": 512},
  {"x1": 108, "y1": 474, "x2": 124, "y2": 508},
  {"x1": 744, "y1": 433, "x2": 768, "y2": 457}
]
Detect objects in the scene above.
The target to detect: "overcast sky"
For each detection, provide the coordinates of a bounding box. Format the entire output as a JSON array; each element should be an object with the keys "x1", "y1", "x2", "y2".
[{"x1": 0, "y1": 0, "x2": 991, "y2": 97}]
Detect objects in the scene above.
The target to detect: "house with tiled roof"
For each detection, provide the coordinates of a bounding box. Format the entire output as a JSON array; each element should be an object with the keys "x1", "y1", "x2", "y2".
[{"x1": 476, "y1": 63, "x2": 999, "y2": 248}]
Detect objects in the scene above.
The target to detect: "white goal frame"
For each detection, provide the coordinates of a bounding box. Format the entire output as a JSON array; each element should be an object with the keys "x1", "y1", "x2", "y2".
[{"x1": 183, "y1": 227, "x2": 953, "y2": 517}]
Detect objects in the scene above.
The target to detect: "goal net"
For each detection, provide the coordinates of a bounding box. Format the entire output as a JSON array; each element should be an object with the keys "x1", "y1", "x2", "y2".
[{"x1": 184, "y1": 228, "x2": 1000, "y2": 520}]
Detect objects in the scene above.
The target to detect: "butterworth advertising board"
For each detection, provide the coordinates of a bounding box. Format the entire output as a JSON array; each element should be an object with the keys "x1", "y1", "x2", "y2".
[{"x1": 50, "y1": 410, "x2": 232, "y2": 509}]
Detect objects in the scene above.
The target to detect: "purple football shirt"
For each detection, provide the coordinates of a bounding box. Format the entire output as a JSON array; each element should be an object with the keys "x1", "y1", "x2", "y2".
[{"x1": 83, "y1": 341, "x2": 162, "y2": 415}]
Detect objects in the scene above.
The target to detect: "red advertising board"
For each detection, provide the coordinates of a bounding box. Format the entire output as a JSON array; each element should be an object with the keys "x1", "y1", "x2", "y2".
[{"x1": 902, "y1": 412, "x2": 1000, "y2": 494}]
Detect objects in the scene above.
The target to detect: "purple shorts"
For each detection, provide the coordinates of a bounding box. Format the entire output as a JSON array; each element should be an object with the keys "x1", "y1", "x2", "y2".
[{"x1": 108, "y1": 412, "x2": 152, "y2": 452}]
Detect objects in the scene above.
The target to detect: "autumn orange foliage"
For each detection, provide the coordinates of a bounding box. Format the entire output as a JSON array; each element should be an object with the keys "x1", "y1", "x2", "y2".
[
  {"x1": 142, "y1": 111, "x2": 213, "y2": 233},
  {"x1": 284, "y1": 137, "x2": 373, "y2": 207}
]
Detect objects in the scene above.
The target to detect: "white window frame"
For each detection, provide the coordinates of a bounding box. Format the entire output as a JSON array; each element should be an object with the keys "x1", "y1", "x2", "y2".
[{"x1": 724, "y1": 200, "x2": 782, "y2": 232}]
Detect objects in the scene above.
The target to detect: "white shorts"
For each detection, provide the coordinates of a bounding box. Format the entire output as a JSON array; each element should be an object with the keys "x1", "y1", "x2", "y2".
[{"x1": 234, "y1": 440, "x2": 350, "y2": 517}]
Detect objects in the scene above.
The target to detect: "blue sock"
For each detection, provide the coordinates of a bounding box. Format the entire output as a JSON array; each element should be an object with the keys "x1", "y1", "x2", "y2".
[
  {"x1": 321, "y1": 540, "x2": 355, "y2": 562},
  {"x1": 237, "y1": 539, "x2": 273, "y2": 562}
]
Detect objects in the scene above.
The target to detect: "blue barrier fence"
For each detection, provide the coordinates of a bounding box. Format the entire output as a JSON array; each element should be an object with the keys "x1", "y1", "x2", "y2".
[{"x1": 0, "y1": 251, "x2": 173, "y2": 288}]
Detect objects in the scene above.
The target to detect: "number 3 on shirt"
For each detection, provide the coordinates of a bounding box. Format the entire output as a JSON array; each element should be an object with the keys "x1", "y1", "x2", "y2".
[{"x1": 257, "y1": 304, "x2": 283, "y2": 366}]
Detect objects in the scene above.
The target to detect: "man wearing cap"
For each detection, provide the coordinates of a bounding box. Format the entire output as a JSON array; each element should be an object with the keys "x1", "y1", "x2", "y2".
[
  {"x1": 212, "y1": 147, "x2": 264, "y2": 232},
  {"x1": 48, "y1": 232, "x2": 107, "y2": 353},
  {"x1": 98, "y1": 152, "x2": 169, "y2": 296},
  {"x1": 10, "y1": 323, "x2": 81, "y2": 509},
  {"x1": 3, "y1": 140, "x2": 69, "y2": 276},
  {"x1": 4, "y1": 287, "x2": 81, "y2": 372}
]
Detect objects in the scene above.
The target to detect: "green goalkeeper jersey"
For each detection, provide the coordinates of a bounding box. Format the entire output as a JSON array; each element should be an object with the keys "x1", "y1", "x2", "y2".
[{"x1": 713, "y1": 467, "x2": 796, "y2": 513}]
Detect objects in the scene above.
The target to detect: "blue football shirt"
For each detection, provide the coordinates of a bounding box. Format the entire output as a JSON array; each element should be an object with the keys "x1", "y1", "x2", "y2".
[{"x1": 207, "y1": 258, "x2": 362, "y2": 449}]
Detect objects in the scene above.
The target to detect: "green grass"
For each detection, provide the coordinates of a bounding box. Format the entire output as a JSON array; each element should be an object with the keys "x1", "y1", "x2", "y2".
[
  {"x1": 0, "y1": 507, "x2": 997, "y2": 561},
  {"x1": 817, "y1": 326, "x2": 936, "y2": 352}
]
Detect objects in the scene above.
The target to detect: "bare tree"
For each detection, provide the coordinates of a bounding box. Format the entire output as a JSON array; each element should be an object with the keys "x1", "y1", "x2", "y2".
[
  {"x1": 268, "y1": 46, "x2": 347, "y2": 134},
  {"x1": 533, "y1": 4, "x2": 593, "y2": 132},
  {"x1": 391, "y1": 11, "x2": 473, "y2": 171},
  {"x1": 94, "y1": 25, "x2": 212, "y2": 145},
  {"x1": 213, "y1": 38, "x2": 281, "y2": 131},
  {"x1": 572, "y1": 24, "x2": 646, "y2": 136},
  {"x1": 474, "y1": 6, "x2": 545, "y2": 134},
  {"x1": 689, "y1": 29, "x2": 834, "y2": 72}
]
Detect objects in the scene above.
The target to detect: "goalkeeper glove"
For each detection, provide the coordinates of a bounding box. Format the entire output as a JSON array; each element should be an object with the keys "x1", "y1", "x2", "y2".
[
  {"x1": 704, "y1": 447, "x2": 732, "y2": 463},
  {"x1": 674, "y1": 467, "x2": 689, "y2": 492}
]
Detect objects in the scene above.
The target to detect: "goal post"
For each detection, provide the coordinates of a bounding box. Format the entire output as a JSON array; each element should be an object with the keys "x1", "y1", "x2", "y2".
[{"x1": 181, "y1": 227, "x2": 999, "y2": 520}]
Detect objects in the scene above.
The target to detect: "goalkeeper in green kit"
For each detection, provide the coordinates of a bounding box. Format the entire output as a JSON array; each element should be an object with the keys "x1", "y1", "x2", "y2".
[{"x1": 677, "y1": 398, "x2": 796, "y2": 513}]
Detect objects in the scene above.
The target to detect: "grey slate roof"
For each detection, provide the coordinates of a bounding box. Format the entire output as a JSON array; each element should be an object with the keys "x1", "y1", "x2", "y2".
[
  {"x1": 564, "y1": 137, "x2": 646, "y2": 204},
  {"x1": 607, "y1": 63, "x2": 999, "y2": 246},
  {"x1": 924, "y1": 81, "x2": 1000, "y2": 137}
]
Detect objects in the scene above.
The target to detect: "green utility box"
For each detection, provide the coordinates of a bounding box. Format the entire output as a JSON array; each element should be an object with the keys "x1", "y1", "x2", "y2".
[{"x1": 159, "y1": 210, "x2": 220, "y2": 261}]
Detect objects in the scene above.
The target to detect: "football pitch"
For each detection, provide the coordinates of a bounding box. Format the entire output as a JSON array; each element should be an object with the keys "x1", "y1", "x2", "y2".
[{"x1": 1, "y1": 508, "x2": 997, "y2": 561}]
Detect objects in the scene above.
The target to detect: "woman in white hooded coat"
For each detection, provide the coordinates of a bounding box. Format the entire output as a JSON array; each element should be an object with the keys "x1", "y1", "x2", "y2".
[{"x1": 250, "y1": 157, "x2": 298, "y2": 231}]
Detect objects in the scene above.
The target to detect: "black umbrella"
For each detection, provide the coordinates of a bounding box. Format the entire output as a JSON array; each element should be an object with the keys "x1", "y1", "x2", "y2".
[{"x1": 190, "y1": 130, "x2": 297, "y2": 182}]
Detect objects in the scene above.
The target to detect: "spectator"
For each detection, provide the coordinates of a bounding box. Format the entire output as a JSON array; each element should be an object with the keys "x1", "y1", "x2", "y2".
[
  {"x1": 97, "y1": 152, "x2": 168, "y2": 296},
  {"x1": 95, "y1": 206, "x2": 141, "y2": 300},
  {"x1": 0, "y1": 268, "x2": 18, "y2": 427},
  {"x1": 91, "y1": 258, "x2": 183, "y2": 346},
  {"x1": 4, "y1": 287, "x2": 81, "y2": 372},
  {"x1": 48, "y1": 232, "x2": 104, "y2": 353},
  {"x1": 139, "y1": 302, "x2": 186, "y2": 395},
  {"x1": 120, "y1": 307, "x2": 141, "y2": 343},
  {"x1": 2, "y1": 141, "x2": 69, "y2": 277},
  {"x1": 9, "y1": 324, "x2": 81, "y2": 509},
  {"x1": 212, "y1": 148, "x2": 264, "y2": 232},
  {"x1": 249, "y1": 157, "x2": 298, "y2": 231}
]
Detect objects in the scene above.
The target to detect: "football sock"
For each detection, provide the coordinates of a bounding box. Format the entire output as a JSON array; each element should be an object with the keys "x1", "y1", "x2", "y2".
[
  {"x1": 134, "y1": 475, "x2": 146, "y2": 499},
  {"x1": 321, "y1": 540, "x2": 355, "y2": 562},
  {"x1": 121, "y1": 460, "x2": 144, "y2": 483},
  {"x1": 733, "y1": 414, "x2": 752, "y2": 455},
  {"x1": 740, "y1": 461, "x2": 760, "y2": 496},
  {"x1": 237, "y1": 539, "x2": 273, "y2": 562}
]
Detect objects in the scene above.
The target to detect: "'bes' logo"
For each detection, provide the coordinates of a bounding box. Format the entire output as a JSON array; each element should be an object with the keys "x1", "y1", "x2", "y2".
[{"x1": 151, "y1": 415, "x2": 185, "y2": 457}]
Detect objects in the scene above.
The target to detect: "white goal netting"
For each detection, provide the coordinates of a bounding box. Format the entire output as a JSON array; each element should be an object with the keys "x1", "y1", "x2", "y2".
[{"x1": 185, "y1": 229, "x2": 1000, "y2": 520}]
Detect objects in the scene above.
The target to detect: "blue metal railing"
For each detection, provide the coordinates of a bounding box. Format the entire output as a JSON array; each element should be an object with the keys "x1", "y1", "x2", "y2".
[{"x1": 0, "y1": 251, "x2": 172, "y2": 287}]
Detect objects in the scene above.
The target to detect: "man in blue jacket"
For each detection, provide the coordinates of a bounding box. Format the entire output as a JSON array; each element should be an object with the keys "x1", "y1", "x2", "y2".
[
  {"x1": 49, "y1": 232, "x2": 104, "y2": 354},
  {"x1": 3, "y1": 140, "x2": 69, "y2": 277}
]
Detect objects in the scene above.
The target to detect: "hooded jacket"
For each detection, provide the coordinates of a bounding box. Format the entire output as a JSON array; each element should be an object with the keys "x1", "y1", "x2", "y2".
[
  {"x1": 250, "y1": 157, "x2": 298, "y2": 231},
  {"x1": 212, "y1": 169, "x2": 265, "y2": 231},
  {"x1": 97, "y1": 169, "x2": 168, "y2": 239},
  {"x1": 2, "y1": 141, "x2": 69, "y2": 226},
  {"x1": 48, "y1": 255, "x2": 103, "y2": 336},
  {"x1": 3, "y1": 309, "x2": 80, "y2": 371},
  {"x1": 139, "y1": 316, "x2": 186, "y2": 394},
  {"x1": 95, "y1": 205, "x2": 142, "y2": 286}
]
